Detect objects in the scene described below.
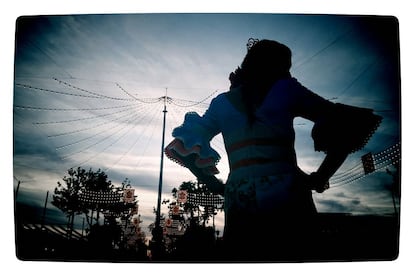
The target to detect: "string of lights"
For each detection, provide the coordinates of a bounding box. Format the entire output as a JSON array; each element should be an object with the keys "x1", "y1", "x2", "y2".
[
  {"x1": 14, "y1": 75, "x2": 399, "y2": 191},
  {"x1": 168, "y1": 90, "x2": 218, "y2": 108},
  {"x1": 330, "y1": 162, "x2": 365, "y2": 181},
  {"x1": 14, "y1": 102, "x2": 141, "y2": 112},
  {"x1": 47, "y1": 109, "x2": 140, "y2": 138},
  {"x1": 54, "y1": 77, "x2": 134, "y2": 101},
  {"x1": 33, "y1": 105, "x2": 138, "y2": 125},
  {"x1": 15, "y1": 82, "x2": 107, "y2": 100},
  {"x1": 373, "y1": 142, "x2": 401, "y2": 171},
  {"x1": 329, "y1": 142, "x2": 401, "y2": 188},
  {"x1": 115, "y1": 82, "x2": 165, "y2": 104}
]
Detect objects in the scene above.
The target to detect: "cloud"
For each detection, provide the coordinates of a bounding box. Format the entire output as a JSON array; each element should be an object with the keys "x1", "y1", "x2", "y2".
[
  {"x1": 315, "y1": 192, "x2": 372, "y2": 214},
  {"x1": 315, "y1": 198, "x2": 352, "y2": 213}
]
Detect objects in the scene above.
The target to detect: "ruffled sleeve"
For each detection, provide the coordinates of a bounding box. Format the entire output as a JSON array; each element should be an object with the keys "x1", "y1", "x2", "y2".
[
  {"x1": 311, "y1": 103, "x2": 382, "y2": 154},
  {"x1": 165, "y1": 112, "x2": 221, "y2": 176}
]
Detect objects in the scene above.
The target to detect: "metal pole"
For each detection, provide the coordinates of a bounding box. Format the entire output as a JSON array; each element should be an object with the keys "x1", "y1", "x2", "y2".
[
  {"x1": 15, "y1": 180, "x2": 21, "y2": 200},
  {"x1": 155, "y1": 90, "x2": 168, "y2": 233},
  {"x1": 41, "y1": 191, "x2": 49, "y2": 229},
  {"x1": 81, "y1": 217, "x2": 85, "y2": 238}
]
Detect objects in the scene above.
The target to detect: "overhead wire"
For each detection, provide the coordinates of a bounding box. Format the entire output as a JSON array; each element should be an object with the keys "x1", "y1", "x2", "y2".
[
  {"x1": 293, "y1": 28, "x2": 354, "y2": 70},
  {"x1": 20, "y1": 39, "x2": 74, "y2": 79},
  {"x1": 72, "y1": 99, "x2": 166, "y2": 168},
  {"x1": 291, "y1": 25, "x2": 389, "y2": 115},
  {"x1": 132, "y1": 102, "x2": 165, "y2": 171},
  {"x1": 105, "y1": 100, "x2": 163, "y2": 173},
  {"x1": 53, "y1": 105, "x2": 151, "y2": 150},
  {"x1": 33, "y1": 105, "x2": 139, "y2": 125},
  {"x1": 334, "y1": 57, "x2": 380, "y2": 99},
  {"x1": 53, "y1": 77, "x2": 165, "y2": 104},
  {"x1": 15, "y1": 82, "x2": 112, "y2": 100},
  {"x1": 329, "y1": 142, "x2": 400, "y2": 189},
  {"x1": 14, "y1": 102, "x2": 142, "y2": 112},
  {"x1": 61, "y1": 111, "x2": 142, "y2": 161},
  {"x1": 169, "y1": 90, "x2": 218, "y2": 108},
  {"x1": 54, "y1": 77, "x2": 136, "y2": 101},
  {"x1": 330, "y1": 164, "x2": 365, "y2": 183},
  {"x1": 46, "y1": 109, "x2": 141, "y2": 138}
]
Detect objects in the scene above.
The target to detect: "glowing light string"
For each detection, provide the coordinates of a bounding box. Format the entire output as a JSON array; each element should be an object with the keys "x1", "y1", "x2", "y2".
[{"x1": 329, "y1": 142, "x2": 400, "y2": 189}]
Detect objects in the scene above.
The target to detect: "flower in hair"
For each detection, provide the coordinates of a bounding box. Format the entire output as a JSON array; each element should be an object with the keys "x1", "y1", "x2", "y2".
[{"x1": 246, "y1": 38, "x2": 260, "y2": 51}]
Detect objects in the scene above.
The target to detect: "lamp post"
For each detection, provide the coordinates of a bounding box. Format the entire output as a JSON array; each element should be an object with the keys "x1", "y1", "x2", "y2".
[{"x1": 152, "y1": 90, "x2": 169, "y2": 259}]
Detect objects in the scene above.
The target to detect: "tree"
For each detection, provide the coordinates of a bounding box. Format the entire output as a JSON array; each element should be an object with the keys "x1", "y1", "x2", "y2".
[
  {"x1": 53, "y1": 169, "x2": 148, "y2": 259},
  {"x1": 166, "y1": 180, "x2": 223, "y2": 260},
  {"x1": 52, "y1": 167, "x2": 86, "y2": 237},
  {"x1": 52, "y1": 167, "x2": 114, "y2": 236},
  {"x1": 172, "y1": 180, "x2": 222, "y2": 227}
]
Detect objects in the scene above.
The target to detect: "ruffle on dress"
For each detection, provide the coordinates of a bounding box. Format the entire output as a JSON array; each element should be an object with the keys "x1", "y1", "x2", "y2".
[
  {"x1": 165, "y1": 112, "x2": 221, "y2": 176},
  {"x1": 311, "y1": 103, "x2": 382, "y2": 154}
]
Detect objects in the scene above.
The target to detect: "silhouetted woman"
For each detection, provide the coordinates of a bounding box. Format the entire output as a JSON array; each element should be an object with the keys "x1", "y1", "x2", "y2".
[{"x1": 165, "y1": 39, "x2": 382, "y2": 261}]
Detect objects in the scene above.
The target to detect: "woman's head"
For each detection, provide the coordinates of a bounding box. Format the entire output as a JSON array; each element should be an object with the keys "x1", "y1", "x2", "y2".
[
  {"x1": 240, "y1": 39, "x2": 292, "y2": 86},
  {"x1": 232, "y1": 39, "x2": 292, "y2": 125}
]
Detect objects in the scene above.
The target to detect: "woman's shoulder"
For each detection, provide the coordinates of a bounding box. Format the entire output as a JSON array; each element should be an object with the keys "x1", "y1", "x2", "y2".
[
  {"x1": 212, "y1": 89, "x2": 236, "y2": 102},
  {"x1": 269, "y1": 77, "x2": 303, "y2": 93},
  {"x1": 221, "y1": 87, "x2": 246, "y2": 113},
  {"x1": 202, "y1": 90, "x2": 229, "y2": 108}
]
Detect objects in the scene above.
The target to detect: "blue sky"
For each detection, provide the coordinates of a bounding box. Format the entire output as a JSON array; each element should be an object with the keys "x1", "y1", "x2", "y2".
[{"x1": 12, "y1": 13, "x2": 401, "y2": 243}]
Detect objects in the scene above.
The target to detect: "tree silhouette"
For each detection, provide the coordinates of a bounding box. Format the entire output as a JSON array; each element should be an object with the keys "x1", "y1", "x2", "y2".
[
  {"x1": 172, "y1": 181, "x2": 200, "y2": 226},
  {"x1": 52, "y1": 168, "x2": 146, "y2": 256},
  {"x1": 172, "y1": 180, "x2": 223, "y2": 226},
  {"x1": 52, "y1": 167, "x2": 115, "y2": 237},
  {"x1": 164, "y1": 180, "x2": 223, "y2": 260}
]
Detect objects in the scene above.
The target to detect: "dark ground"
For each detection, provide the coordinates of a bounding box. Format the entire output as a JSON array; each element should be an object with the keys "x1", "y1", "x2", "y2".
[{"x1": 14, "y1": 212, "x2": 399, "y2": 263}]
